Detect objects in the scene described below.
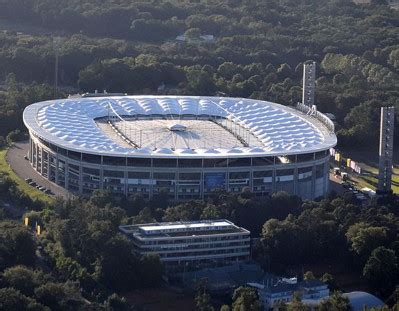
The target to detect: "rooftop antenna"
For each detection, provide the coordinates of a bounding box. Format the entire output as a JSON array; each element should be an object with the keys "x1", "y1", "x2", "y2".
[{"x1": 302, "y1": 61, "x2": 316, "y2": 107}]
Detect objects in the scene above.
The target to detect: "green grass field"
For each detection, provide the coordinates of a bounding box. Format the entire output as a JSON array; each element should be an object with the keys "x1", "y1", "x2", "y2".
[
  {"x1": 338, "y1": 157, "x2": 399, "y2": 194},
  {"x1": 0, "y1": 148, "x2": 54, "y2": 204}
]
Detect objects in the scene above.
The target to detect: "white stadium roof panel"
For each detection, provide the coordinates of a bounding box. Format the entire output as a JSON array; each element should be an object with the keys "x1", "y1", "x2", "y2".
[{"x1": 23, "y1": 96, "x2": 336, "y2": 157}]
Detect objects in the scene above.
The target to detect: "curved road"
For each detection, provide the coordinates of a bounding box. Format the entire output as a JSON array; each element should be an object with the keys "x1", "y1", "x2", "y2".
[{"x1": 7, "y1": 141, "x2": 73, "y2": 200}]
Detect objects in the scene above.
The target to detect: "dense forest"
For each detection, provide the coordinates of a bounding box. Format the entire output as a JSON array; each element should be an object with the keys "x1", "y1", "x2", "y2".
[
  {"x1": 0, "y1": 0, "x2": 398, "y2": 148},
  {"x1": 0, "y1": 0, "x2": 399, "y2": 309},
  {"x1": 1, "y1": 174, "x2": 399, "y2": 309}
]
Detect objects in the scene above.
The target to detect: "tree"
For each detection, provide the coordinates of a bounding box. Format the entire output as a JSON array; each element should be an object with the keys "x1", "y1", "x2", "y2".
[
  {"x1": 95, "y1": 236, "x2": 141, "y2": 291},
  {"x1": 303, "y1": 271, "x2": 315, "y2": 280},
  {"x1": 318, "y1": 291, "x2": 350, "y2": 311},
  {"x1": 195, "y1": 280, "x2": 214, "y2": 311},
  {"x1": 139, "y1": 253, "x2": 163, "y2": 288},
  {"x1": 104, "y1": 293, "x2": 131, "y2": 311},
  {"x1": 287, "y1": 292, "x2": 307, "y2": 311},
  {"x1": 163, "y1": 201, "x2": 205, "y2": 222},
  {"x1": 0, "y1": 136, "x2": 6, "y2": 147},
  {"x1": 6, "y1": 129, "x2": 23, "y2": 145},
  {"x1": 346, "y1": 222, "x2": 390, "y2": 261},
  {"x1": 0, "y1": 221, "x2": 36, "y2": 269},
  {"x1": 231, "y1": 287, "x2": 261, "y2": 311},
  {"x1": 277, "y1": 63, "x2": 292, "y2": 78},
  {"x1": 218, "y1": 62, "x2": 239, "y2": 80},
  {"x1": 186, "y1": 68, "x2": 216, "y2": 95},
  {"x1": 320, "y1": 273, "x2": 337, "y2": 291},
  {"x1": 184, "y1": 28, "x2": 201, "y2": 39},
  {"x1": 88, "y1": 190, "x2": 116, "y2": 209},
  {"x1": 363, "y1": 247, "x2": 398, "y2": 296},
  {"x1": 34, "y1": 282, "x2": 86, "y2": 310},
  {"x1": 2, "y1": 265, "x2": 41, "y2": 296},
  {"x1": 0, "y1": 288, "x2": 45, "y2": 311}
]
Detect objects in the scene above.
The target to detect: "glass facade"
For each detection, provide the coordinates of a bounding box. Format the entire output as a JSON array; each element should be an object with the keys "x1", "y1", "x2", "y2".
[{"x1": 29, "y1": 135, "x2": 331, "y2": 200}]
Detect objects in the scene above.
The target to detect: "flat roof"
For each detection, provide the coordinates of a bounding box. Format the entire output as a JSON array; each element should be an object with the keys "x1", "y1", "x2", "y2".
[
  {"x1": 119, "y1": 219, "x2": 250, "y2": 239},
  {"x1": 23, "y1": 96, "x2": 337, "y2": 158},
  {"x1": 139, "y1": 221, "x2": 233, "y2": 232}
]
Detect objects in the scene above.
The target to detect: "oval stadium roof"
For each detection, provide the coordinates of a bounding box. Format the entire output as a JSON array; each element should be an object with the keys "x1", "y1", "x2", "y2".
[{"x1": 23, "y1": 96, "x2": 337, "y2": 158}]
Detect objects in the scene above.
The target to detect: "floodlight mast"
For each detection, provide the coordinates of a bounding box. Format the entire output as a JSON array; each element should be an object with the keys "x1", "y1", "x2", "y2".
[
  {"x1": 302, "y1": 61, "x2": 316, "y2": 107},
  {"x1": 377, "y1": 106, "x2": 395, "y2": 195},
  {"x1": 53, "y1": 37, "x2": 61, "y2": 99}
]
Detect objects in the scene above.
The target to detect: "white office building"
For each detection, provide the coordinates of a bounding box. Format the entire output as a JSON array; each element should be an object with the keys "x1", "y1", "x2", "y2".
[{"x1": 119, "y1": 220, "x2": 250, "y2": 271}]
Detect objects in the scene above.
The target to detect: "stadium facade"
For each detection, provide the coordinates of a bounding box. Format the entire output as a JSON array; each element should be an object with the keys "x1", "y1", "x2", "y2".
[{"x1": 23, "y1": 96, "x2": 336, "y2": 200}]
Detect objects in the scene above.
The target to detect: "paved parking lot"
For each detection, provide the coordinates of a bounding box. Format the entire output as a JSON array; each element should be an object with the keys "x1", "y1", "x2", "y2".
[
  {"x1": 329, "y1": 173, "x2": 346, "y2": 195},
  {"x1": 7, "y1": 141, "x2": 73, "y2": 200}
]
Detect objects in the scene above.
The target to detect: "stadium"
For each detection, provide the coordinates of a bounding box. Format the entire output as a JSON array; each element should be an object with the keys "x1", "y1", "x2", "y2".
[{"x1": 23, "y1": 95, "x2": 336, "y2": 200}]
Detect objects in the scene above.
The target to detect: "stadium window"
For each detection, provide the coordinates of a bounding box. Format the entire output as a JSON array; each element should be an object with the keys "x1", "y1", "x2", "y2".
[
  {"x1": 315, "y1": 164, "x2": 325, "y2": 178},
  {"x1": 298, "y1": 167, "x2": 312, "y2": 180},
  {"x1": 38, "y1": 137, "x2": 50, "y2": 147},
  {"x1": 48, "y1": 143, "x2": 58, "y2": 153},
  {"x1": 68, "y1": 164, "x2": 80, "y2": 174},
  {"x1": 296, "y1": 153, "x2": 315, "y2": 162},
  {"x1": 179, "y1": 173, "x2": 201, "y2": 180},
  {"x1": 153, "y1": 158, "x2": 177, "y2": 167},
  {"x1": 253, "y1": 170, "x2": 273, "y2": 178},
  {"x1": 228, "y1": 158, "x2": 251, "y2": 167},
  {"x1": 276, "y1": 169, "x2": 294, "y2": 179},
  {"x1": 83, "y1": 167, "x2": 100, "y2": 176},
  {"x1": 82, "y1": 153, "x2": 101, "y2": 164},
  {"x1": 153, "y1": 172, "x2": 175, "y2": 180},
  {"x1": 252, "y1": 157, "x2": 274, "y2": 166},
  {"x1": 68, "y1": 150, "x2": 81, "y2": 161},
  {"x1": 315, "y1": 150, "x2": 328, "y2": 159},
  {"x1": 127, "y1": 157, "x2": 151, "y2": 167},
  {"x1": 287, "y1": 155, "x2": 297, "y2": 163},
  {"x1": 104, "y1": 170, "x2": 124, "y2": 178},
  {"x1": 229, "y1": 172, "x2": 249, "y2": 179},
  {"x1": 203, "y1": 158, "x2": 228, "y2": 167},
  {"x1": 128, "y1": 172, "x2": 150, "y2": 179},
  {"x1": 103, "y1": 156, "x2": 126, "y2": 166},
  {"x1": 178, "y1": 159, "x2": 203, "y2": 167},
  {"x1": 58, "y1": 147, "x2": 67, "y2": 156}
]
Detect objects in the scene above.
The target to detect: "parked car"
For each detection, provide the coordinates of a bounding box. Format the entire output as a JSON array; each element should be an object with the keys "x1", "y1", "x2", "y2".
[
  {"x1": 25, "y1": 178, "x2": 32, "y2": 183},
  {"x1": 29, "y1": 181, "x2": 37, "y2": 187},
  {"x1": 341, "y1": 182, "x2": 350, "y2": 189}
]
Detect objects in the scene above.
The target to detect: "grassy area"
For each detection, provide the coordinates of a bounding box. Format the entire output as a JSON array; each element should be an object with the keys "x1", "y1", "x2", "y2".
[
  {"x1": 354, "y1": 167, "x2": 399, "y2": 194},
  {"x1": 0, "y1": 148, "x2": 54, "y2": 204},
  {"x1": 336, "y1": 154, "x2": 399, "y2": 194}
]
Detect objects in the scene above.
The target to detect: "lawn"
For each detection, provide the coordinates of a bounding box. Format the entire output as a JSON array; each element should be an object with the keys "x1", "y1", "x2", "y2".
[
  {"x1": 335, "y1": 151, "x2": 399, "y2": 194},
  {"x1": 353, "y1": 165, "x2": 399, "y2": 194},
  {"x1": 0, "y1": 148, "x2": 54, "y2": 204}
]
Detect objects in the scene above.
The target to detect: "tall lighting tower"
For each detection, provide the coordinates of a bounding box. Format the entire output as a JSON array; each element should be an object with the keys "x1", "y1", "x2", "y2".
[
  {"x1": 377, "y1": 106, "x2": 395, "y2": 194},
  {"x1": 302, "y1": 61, "x2": 316, "y2": 107},
  {"x1": 53, "y1": 37, "x2": 61, "y2": 99}
]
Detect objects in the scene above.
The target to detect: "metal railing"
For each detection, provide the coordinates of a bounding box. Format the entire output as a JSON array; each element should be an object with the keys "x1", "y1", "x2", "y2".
[{"x1": 296, "y1": 103, "x2": 335, "y2": 133}]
